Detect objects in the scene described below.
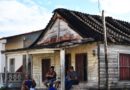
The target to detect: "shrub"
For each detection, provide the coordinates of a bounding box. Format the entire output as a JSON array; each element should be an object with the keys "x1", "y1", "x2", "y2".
[{"x1": 0, "y1": 87, "x2": 8, "y2": 90}]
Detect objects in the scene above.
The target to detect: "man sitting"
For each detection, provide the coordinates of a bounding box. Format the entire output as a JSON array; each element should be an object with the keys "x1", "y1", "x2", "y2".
[
  {"x1": 44, "y1": 66, "x2": 57, "y2": 88},
  {"x1": 65, "y1": 66, "x2": 79, "y2": 90}
]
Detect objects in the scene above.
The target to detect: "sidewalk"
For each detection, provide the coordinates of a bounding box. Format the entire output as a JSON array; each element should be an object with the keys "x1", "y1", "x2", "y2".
[{"x1": 4, "y1": 88, "x2": 47, "y2": 90}]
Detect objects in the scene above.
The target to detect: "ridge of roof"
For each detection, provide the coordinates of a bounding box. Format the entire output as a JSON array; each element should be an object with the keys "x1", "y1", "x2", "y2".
[
  {"x1": 0, "y1": 29, "x2": 44, "y2": 40},
  {"x1": 52, "y1": 8, "x2": 130, "y2": 44},
  {"x1": 54, "y1": 8, "x2": 130, "y2": 25}
]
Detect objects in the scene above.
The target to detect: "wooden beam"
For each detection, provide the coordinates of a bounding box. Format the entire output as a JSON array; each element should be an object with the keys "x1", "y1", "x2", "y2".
[
  {"x1": 97, "y1": 42, "x2": 101, "y2": 89},
  {"x1": 60, "y1": 49, "x2": 65, "y2": 90},
  {"x1": 102, "y1": 10, "x2": 108, "y2": 90},
  {"x1": 26, "y1": 53, "x2": 29, "y2": 74},
  {"x1": 4, "y1": 55, "x2": 8, "y2": 87}
]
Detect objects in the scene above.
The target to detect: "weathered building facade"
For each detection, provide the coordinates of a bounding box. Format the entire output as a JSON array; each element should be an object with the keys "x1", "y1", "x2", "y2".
[
  {"x1": 0, "y1": 30, "x2": 42, "y2": 87},
  {"x1": 1, "y1": 8, "x2": 130, "y2": 90},
  {"x1": 30, "y1": 8, "x2": 130, "y2": 89}
]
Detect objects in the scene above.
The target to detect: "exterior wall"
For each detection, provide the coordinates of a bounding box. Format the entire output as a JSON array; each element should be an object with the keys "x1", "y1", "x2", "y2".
[
  {"x1": 99, "y1": 44, "x2": 130, "y2": 89},
  {"x1": 32, "y1": 43, "x2": 98, "y2": 88},
  {"x1": 32, "y1": 17, "x2": 98, "y2": 88},
  {"x1": 37, "y1": 19, "x2": 82, "y2": 45},
  {"x1": 32, "y1": 53, "x2": 54, "y2": 88},
  {"x1": 66, "y1": 43, "x2": 98, "y2": 87},
  {"x1": 5, "y1": 36, "x2": 23, "y2": 50},
  {"x1": 7, "y1": 54, "x2": 23, "y2": 72},
  {"x1": 0, "y1": 39, "x2": 6, "y2": 73}
]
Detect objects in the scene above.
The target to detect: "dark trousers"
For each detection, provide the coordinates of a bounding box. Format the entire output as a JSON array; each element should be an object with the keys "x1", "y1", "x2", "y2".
[{"x1": 65, "y1": 79, "x2": 73, "y2": 90}]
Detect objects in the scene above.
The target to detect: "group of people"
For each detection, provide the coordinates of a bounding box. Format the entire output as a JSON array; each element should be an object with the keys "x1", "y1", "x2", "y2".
[
  {"x1": 44, "y1": 66, "x2": 79, "y2": 90},
  {"x1": 21, "y1": 66, "x2": 79, "y2": 90}
]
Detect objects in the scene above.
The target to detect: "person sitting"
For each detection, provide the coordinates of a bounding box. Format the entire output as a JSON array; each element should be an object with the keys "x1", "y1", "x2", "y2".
[
  {"x1": 21, "y1": 74, "x2": 36, "y2": 90},
  {"x1": 65, "y1": 66, "x2": 79, "y2": 90},
  {"x1": 44, "y1": 66, "x2": 57, "y2": 88}
]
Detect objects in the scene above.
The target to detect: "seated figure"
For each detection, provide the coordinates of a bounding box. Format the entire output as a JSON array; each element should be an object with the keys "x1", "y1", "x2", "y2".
[
  {"x1": 65, "y1": 66, "x2": 79, "y2": 90},
  {"x1": 21, "y1": 74, "x2": 36, "y2": 90},
  {"x1": 44, "y1": 66, "x2": 57, "y2": 88}
]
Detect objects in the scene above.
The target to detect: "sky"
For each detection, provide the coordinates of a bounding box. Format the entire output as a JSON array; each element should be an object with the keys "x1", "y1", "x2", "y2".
[{"x1": 0, "y1": 0, "x2": 130, "y2": 38}]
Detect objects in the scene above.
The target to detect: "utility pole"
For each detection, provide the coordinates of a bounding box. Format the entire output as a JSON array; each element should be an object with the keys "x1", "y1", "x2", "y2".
[{"x1": 102, "y1": 10, "x2": 108, "y2": 90}]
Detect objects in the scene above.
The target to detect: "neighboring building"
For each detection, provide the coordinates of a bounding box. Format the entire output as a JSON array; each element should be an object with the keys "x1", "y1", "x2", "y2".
[
  {"x1": 1, "y1": 8, "x2": 130, "y2": 90},
  {"x1": 0, "y1": 30, "x2": 43, "y2": 87},
  {"x1": 0, "y1": 39, "x2": 6, "y2": 73}
]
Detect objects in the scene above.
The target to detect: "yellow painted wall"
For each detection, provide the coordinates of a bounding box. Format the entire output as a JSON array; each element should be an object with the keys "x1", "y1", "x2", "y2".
[
  {"x1": 32, "y1": 53, "x2": 54, "y2": 88},
  {"x1": 5, "y1": 36, "x2": 23, "y2": 50},
  {"x1": 66, "y1": 43, "x2": 98, "y2": 82},
  {"x1": 32, "y1": 42, "x2": 98, "y2": 88}
]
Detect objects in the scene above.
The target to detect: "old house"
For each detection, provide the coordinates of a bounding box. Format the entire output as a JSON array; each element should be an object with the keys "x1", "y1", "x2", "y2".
[
  {"x1": 0, "y1": 30, "x2": 42, "y2": 87},
  {"x1": 1, "y1": 8, "x2": 130, "y2": 89}
]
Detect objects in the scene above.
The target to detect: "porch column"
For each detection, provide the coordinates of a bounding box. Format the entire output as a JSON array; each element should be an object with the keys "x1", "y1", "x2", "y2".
[
  {"x1": 60, "y1": 49, "x2": 65, "y2": 90},
  {"x1": 28, "y1": 54, "x2": 33, "y2": 76},
  {"x1": 25, "y1": 53, "x2": 32, "y2": 76},
  {"x1": 26, "y1": 53, "x2": 29, "y2": 74},
  {"x1": 4, "y1": 55, "x2": 8, "y2": 87},
  {"x1": 23, "y1": 55, "x2": 26, "y2": 74},
  {"x1": 0, "y1": 39, "x2": 6, "y2": 73}
]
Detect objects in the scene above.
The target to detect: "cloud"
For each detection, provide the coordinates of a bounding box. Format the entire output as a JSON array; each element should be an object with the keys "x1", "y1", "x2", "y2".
[
  {"x1": 100, "y1": 0, "x2": 130, "y2": 14},
  {"x1": 89, "y1": 0, "x2": 130, "y2": 22},
  {"x1": 0, "y1": 0, "x2": 52, "y2": 37},
  {"x1": 55, "y1": 5, "x2": 67, "y2": 9},
  {"x1": 90, "y1": 0, "x2": 130, "y2": 14}
]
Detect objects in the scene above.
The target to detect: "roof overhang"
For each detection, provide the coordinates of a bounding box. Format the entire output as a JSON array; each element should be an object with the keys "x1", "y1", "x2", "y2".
[
  {"x1": 2, "y1": 38, "x2": 94, "y2": 55},
  {"x1": 3, "y1": 48, "x2": 61, "y2": 55}
]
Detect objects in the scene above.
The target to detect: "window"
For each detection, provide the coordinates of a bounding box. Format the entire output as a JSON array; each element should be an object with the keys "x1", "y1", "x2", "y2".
[
  {"x1": 10, "y1": 58, "x2": 15, "y2": 72},
  {"x1": 119, "y1": 54, "x2": 130, "y2": 80}
]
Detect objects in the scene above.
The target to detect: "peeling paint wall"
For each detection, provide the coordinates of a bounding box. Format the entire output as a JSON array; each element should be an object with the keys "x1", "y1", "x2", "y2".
[
  {"x1": 99, "y1": 44, "x2": 130, "y2": 89},
  {"x1": 32, "y1": 43, "x2": 98, "y2": 88}
]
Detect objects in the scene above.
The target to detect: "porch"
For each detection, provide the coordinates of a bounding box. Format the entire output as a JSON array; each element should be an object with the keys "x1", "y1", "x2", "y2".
[
  {"x1": 2, "y1": 42, "x2": 98, "y2": 90},
  {"x1": 0, "y1": 72, "x2": 23, "y2": 88},
  {"x1": 32, "y1": 43, "x2": 98, "y2": 89}
]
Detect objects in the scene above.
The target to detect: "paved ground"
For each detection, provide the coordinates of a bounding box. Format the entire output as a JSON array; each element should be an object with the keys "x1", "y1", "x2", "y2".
[{"x1": 5, "y1": 88, "x2": 47, "y2": 90}]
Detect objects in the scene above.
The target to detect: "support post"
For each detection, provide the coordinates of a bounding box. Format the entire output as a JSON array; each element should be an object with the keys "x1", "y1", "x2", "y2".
[
  {"x1": 102, "y1": 10, "x2": 108, "y2": 90},
  {"x1": 4, "y1": 55, "x2": 8, "y2": 87},
  {"x1": 60, "y1": 49, "x2": 65, "y2": 90},
  {"x1": 26, "y1": 53, "x2": 29, "y2": 74},
  {"x1": 97, "y1": 42, "x2": 100, "y2": 89},
  {"x1": 57, "y1": 19, "x2": 60, "y2": 42},
  {"x1": 30, "y1": 54, "x2": 33, "y2": 77},
  {"x1": 28, "y1": 54, "x2": 32, "y2": 77},
  {"x1": 23, "y1": 55, "x2": 26, "y2": 74}
]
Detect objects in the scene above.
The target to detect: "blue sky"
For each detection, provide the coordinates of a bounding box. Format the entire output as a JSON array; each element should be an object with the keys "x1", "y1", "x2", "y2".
[{"x1": 0, "y1": 0, "x2": 130, "y2": 37}]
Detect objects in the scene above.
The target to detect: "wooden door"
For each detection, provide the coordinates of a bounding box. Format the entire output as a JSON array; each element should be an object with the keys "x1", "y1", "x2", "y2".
[
  {"x1": 75, "y1": 53, "x2": 87, "y2": 81},
  {"x1": 65, "y1": 54, "x2": 71, "y2": 75},
  {"x1": 42, "y1": 59, "x2": 50, "y2": 81}
]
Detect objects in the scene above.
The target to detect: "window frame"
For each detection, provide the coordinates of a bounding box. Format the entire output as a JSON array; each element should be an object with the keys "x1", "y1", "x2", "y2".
[
  {"x1": 9, "y1": 58, "x2": 15, "y2": 72},
  {"x1": 118, "y1": 53, "x2": 130, "y2": 81}
]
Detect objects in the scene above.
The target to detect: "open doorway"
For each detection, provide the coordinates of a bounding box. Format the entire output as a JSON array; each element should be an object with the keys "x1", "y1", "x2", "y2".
[
  {"x1": 75, "y1": 53, "x2": 87, "y2": 81},
  {"x1": 42, "y1": 59, "x2": 51, "y2": 81},
  {"x1": 65, "y1": 54, "x2": 71, "y2": 75}
]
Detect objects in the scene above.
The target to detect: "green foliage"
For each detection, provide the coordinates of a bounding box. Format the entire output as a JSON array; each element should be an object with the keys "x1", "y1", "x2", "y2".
[{"x1": 0, "y1": 87, "x2": 8, "y2": 90}]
